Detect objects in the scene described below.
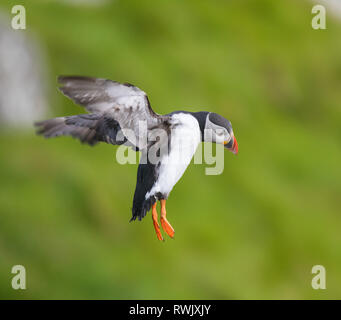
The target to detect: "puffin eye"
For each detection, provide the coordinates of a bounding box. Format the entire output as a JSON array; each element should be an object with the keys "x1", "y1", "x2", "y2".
[{"x1": 216, "y1": 129, "x2": 224, "y2": 136}]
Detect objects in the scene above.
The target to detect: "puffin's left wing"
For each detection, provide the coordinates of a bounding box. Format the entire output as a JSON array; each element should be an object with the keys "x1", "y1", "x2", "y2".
[{"x1": 58, "y1": 76, "x2": 169, "y2": 150}]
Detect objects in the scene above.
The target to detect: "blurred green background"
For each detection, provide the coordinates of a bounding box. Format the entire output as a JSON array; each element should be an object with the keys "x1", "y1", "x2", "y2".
[{"x1": 0, "y1": 0, "x2": 340, "y2": 299}]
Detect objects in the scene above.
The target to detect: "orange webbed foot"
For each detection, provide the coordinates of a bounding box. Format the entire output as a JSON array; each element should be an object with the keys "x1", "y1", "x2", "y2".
[
  {"x1": 152, "y1": 203, "x2": 164, "y2": 241},
  {"x1": 160, "y1": 199, "x2": 175, "y2": 239},
  {"x1": 161, "y1": 216, "x2": 175, "y2": 239}
]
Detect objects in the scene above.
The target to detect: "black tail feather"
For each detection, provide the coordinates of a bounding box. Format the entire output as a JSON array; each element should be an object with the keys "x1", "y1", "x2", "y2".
[
  {"x1": 131, "y1": 157, "x2": 158, "y2": 222},
  {"x1": 130, "y1": 196, "x2": 156, "y2": 222}
]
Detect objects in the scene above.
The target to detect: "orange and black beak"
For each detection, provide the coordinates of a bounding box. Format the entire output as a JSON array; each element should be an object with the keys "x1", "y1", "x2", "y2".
[{"x1": 224, "y1": 136, "x2": 238, "y2": 155}]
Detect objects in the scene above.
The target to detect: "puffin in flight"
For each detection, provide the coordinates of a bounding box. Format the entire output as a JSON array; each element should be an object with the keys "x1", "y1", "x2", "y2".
[{"x1": 36, "y1": 76, "x2": 238, "y2": 241}]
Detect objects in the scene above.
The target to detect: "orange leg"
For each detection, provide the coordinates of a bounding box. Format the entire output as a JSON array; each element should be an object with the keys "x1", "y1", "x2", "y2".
[
  {"x1": 152, "y1": 203, "x2": 164, "y2": 241},
  {"x1": 160, "y1": 200, "x2": 175, "y2": 238}
]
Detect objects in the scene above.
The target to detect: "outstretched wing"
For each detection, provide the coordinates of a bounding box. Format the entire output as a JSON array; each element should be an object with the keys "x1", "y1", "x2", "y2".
[{"x1": 57, "y1": 76, "x2": 169, "y2": 150}]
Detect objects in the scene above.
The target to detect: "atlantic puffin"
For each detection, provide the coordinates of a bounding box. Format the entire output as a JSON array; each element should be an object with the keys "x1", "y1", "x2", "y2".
[{"x1": 35, "y1": 76, "x2": 238, "y2": 241}]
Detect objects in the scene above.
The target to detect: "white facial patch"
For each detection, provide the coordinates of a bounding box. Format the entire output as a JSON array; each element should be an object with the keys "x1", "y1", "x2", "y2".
[{"x1": 204, "y1": 113, "x2": 231, "y2": 144}]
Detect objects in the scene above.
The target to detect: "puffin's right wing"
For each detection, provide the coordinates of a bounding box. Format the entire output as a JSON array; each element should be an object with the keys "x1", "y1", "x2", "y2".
[{"x1": 57, "y1": 76, "x2": 169, "y2": 150}]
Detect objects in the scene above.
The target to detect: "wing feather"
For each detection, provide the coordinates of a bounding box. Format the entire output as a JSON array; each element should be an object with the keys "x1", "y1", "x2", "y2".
[{"x1": 57, "y1": 76, "x2": 169, "y2": 149}]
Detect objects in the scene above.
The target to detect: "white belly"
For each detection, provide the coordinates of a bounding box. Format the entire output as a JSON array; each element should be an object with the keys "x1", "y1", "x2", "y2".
[{"x1": 146, "y1": 113, "x2": 201, "y2": 199}]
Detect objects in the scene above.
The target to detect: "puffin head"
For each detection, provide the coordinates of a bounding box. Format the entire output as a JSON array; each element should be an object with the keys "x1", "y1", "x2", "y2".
[{"x1": 204, "y1": 112, "x2": 238, "y2": 155}]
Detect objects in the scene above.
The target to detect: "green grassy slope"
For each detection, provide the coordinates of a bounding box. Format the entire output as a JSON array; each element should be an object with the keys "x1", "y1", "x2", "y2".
[{"x1": 0, "y1": 0, "x2": 340, "y2": 299}]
